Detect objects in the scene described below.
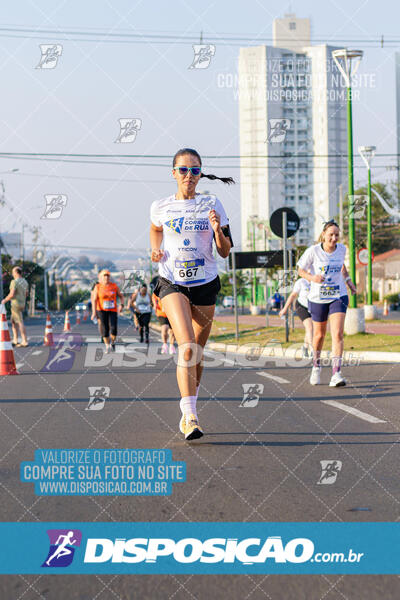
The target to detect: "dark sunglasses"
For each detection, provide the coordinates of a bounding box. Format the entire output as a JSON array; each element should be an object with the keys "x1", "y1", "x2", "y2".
[
  {"x1": 323, "y1": 219, "x2": 339, "y2": 230},
  {"x1": 173, "y1": 166, "x2": 201, "y2": 176}
]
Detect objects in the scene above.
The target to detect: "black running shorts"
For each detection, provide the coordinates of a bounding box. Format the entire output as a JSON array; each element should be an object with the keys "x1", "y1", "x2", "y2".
[
  {"x1": 153, "y1": 276, "x2": 221, "y2": 306},
  {"x1": 295, "y1": 300, "x2": 311, "y2": 322},
  {"x1": 157, "y1": 316, "x2": 171, "y2": 326}
]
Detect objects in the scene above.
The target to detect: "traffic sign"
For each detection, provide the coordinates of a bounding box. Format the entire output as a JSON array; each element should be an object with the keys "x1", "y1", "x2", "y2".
[
  {"x1": 229, "y1": 250, "x2": 295, "y2": 269},
  {"x1": 270, "y1": 208, "x2": 300, "y2": 239},
  {"x1": 357, "y1": 248, "x2": 374, "y2": 265}
]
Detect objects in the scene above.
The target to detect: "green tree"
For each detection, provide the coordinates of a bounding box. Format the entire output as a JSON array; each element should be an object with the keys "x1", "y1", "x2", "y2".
[{"x1": 338, "y1": 182, "x2": 400, "y2": 255}]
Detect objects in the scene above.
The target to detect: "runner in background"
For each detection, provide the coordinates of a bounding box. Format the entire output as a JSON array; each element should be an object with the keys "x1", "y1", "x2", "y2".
[
  {"x1": 279, "y1": 277, "x2": 313, "y2": 357},
  {"x1": 90, "y1": 280, "x2": 102, "y2": 342},
  {"x1": 152, "y1": 290, "x2": 176, "y2": 354},
  {"x1": 150, "y1": 147, "x2": 234, "y2": 440},
  {"x1": 91, "y1": 270, "x2": 124, "y2": 353},
  {"x1": 127, "y1": 286, "x2": 140, "y2": 331},
  {"x1": 1, "y1": 266, "x2": 29, "y2": 347},
  {"x1": 297, "y1": 220, "x2": 357, "y2": 386},
  {"x1": 129, "y1": 284, "x2": 152, "y2": 343}
]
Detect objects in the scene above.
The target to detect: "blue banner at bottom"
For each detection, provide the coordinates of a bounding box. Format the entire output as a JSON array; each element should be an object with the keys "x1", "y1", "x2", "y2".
[{"x1": 0, "y1": 522, "x2": 398, "y2": 574}]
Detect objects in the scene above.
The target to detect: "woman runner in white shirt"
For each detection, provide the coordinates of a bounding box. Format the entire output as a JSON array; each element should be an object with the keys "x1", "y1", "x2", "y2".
[
  {"x1": 297, "y1": 220, "x2": 357, "y2": 386},
  {"x1": 150, "y1": 148, "x2": 234, "y2": 440}
]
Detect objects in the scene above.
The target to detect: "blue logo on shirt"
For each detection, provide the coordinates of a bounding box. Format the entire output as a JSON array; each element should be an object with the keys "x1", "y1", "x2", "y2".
[
  {"x1": 164, "y1": 217, "x2": 184, "y2": 234},
  {"x1": 183, "y1": 238, "x2": 190, "y2": 246}
]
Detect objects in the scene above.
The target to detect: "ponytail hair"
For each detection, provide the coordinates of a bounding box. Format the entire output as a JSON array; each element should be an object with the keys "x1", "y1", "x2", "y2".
[
  {"x1": 200, "y1": 172, "x2": 235, "y2": 185},
  {"x1": 172, "y1": 147, "x2": 235, "y2": 185}
]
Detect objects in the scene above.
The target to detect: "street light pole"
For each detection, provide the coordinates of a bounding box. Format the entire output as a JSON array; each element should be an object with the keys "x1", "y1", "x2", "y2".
[
  {"x1": 359, "y1": 145, "x2": 376, "y2": 310},
  {"x1": 249, "y1": 215, "x2": 258, "y2": 306},
  {"x1": 332, "y1": 49, "x2": 363, "y2": 310}
]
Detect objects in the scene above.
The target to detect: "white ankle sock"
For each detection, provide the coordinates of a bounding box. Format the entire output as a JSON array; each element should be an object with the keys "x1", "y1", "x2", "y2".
[
  {"x1": 196, "y1": 386, "x2": 200, "y2": 398},
  {"x1": 180, "y1": 396, "x2": 197, "y2": 419}
]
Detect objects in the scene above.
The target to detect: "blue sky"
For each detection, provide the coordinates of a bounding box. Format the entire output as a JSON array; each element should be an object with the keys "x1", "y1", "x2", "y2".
[{"x1": 0, "y1": 0, "x2": 398, "y2": 260}]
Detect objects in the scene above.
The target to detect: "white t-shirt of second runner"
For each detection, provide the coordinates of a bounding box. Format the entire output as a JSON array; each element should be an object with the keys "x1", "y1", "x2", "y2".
[
  {"x1": 292, "y1": 278, "x2": 310, "y2": 308},
  {"x1": 150, "y1": 193, "x2": 229, "y2": 287},
  {"x1": 297, "y1": 243, "x2": 347, "y2": 304}
]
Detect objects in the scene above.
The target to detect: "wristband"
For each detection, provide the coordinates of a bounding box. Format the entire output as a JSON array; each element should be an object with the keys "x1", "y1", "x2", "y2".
[{"x1": 345, "y1": 276, "x2": 351, "y2": 282}]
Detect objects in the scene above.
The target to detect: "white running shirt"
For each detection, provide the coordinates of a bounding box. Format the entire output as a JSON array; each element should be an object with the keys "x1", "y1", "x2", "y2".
[
  {"x1": 297, "y1": 243, "x2": 347, "y2": 304},
  {"x1": 292, "y1": 278, "x2": 310, "y2": 308},
  {"x1": 150, "y1": 193, "x2": 229, "y2": 286},
  {"x1": 135, "y1": 292, "x2": 151, "y2": 313}
]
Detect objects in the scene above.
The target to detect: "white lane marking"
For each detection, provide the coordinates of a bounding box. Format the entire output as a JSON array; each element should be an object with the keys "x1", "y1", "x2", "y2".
[
  {"x1": 256, "y1": 371, "x2": 290, "y2": 384},
  {"x1": 204, "y1": 349, "x2": 235, "y2": 366},
  {"x1": 322, "y1": 400, "x2": 386, "y2": 424},
  {"x1": 85, "y1": 337, "x2": 139, "y2": 343},
  {"x1": 31, "y1": 350, "x2": 42, "y2": 355}
]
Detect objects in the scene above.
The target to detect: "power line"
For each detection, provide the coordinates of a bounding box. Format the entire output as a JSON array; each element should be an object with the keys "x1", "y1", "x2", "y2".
[
  {"x1": 20, "y1": 242, "x2": 148, "y2": 252},
  {"x1": 0, "y1": 155, "x2": 395, "y2": 170},
  {"x1": 0, "y1": 152, "x2": 398, "y2": 158},
  {"x1": 0, "y1": 25, "x2": 398, "y2": 47}
]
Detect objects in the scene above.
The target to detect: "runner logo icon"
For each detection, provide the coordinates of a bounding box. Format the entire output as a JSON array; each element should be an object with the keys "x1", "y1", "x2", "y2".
[
  {"x1": 317, "y1": 460, "x2": 342, "y2": 485},
  {"x1": 164, "y1": 217, "x2": 184, "y2": 234},
  {"x1": 42, "y1": 529, "x2": 82, "y2": 567},
  {"x1": 188, "y1": 44, "x2": 216, "y2": 69},
  {"x1": 41, "y1": 334, "x2": 82, "y2": 373},
  {"x1": 36, "y1": 44, "x2": 63, "y2": 69},
  {"x1": 86, "y1": 386, "x2": 110, "y2": 411},
  {"x1": 240, "y1": 383, "x2": 264, "y2": 408}
]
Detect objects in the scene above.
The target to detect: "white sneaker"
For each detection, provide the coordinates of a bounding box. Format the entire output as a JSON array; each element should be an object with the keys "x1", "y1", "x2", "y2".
[
  {"x1": 179, "y1": 413, "x2": 185, "y2": 434},
  {"x1": 161, "y1": 343, "x2": 168, "y2": 354},
  {"x1": 169, "y1": 344, "x2": 176, "y2": 354},
  {"x1": 310, "y1": 366, "x2": 321, "y2": 385},
  {"x1": 329, "y1": 371, "x2": 346, "y2": 387}
]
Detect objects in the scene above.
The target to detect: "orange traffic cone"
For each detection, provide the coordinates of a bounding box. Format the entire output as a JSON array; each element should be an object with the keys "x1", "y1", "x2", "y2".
[
  {"x1": 64, "y1": 310, "x2": 71, "y2": 332},
  {"x1": 383, "y1": 300, "x2": 389, "y2": 316},
  {"x1": 0, "y1": 304, "x2": 19, "y2": 375},
  {"x1": 76, "y1": 311, "x2": 81, "y2": 325},
  {"x1": 44, "y1": 313, "x2": 55, "y2": 346},
  {"x1": 83, "y1": 310, "x2": 88, "y2": 322}
]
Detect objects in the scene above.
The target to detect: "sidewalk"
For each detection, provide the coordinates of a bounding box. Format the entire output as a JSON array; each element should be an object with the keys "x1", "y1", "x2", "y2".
[{"x1": 215, "y1": 311, "x2": 400, "y2": 336}]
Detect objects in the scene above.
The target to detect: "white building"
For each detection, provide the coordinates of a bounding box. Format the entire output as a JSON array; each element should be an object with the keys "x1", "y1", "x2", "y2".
[{"x1": 239, "y1": 14, "x2": 347, "y2": 250}]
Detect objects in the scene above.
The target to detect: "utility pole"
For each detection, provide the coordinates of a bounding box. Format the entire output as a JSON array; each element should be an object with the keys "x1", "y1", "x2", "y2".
[{"x1": 338, "y1": 183, "x2": 344, "y2": 234}]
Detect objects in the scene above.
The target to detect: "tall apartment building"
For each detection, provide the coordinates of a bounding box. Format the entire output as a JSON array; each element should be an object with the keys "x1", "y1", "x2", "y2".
[
  {"x1": 396, "y1": 52, "x2": 400, "y2": 179},
  {"x1": 239, "y1": 14, "x2": 347, "y2": 250}
]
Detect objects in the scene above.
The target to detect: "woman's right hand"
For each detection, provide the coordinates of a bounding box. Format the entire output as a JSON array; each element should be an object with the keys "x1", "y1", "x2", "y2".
[
  {"x1": 279, "y1": 309, "x2": 286, "y2": 318},
  {"x1": 151, "y1": 249, "x2": 164, "y2": 262},
  {"x1": 312, "y1": 274, "x2": 325, "y2": 284}
]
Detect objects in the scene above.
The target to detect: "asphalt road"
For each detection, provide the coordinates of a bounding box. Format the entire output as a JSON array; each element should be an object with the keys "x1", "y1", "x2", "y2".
[{"x1": 1, "y1": 314, "x2": 400, "y2": 599}]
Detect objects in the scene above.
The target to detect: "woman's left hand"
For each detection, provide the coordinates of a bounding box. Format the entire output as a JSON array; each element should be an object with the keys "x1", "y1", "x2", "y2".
[
  {"x1": 208, "y1": 209, "x2": 221, "y2": 233},
  {"x1": 348, "y1": 281, "x2": 357, "y2": 295}
]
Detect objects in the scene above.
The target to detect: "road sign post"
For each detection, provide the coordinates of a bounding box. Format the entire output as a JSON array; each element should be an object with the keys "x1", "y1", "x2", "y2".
[
  {"x1": 228, "y1": 250, "x2": 296, "y2": 341},
  {"x1": 282, "y1": 211, "x2": 289, "y2": 342},
  {"x1": 231, "y1": 251, "x2": 239, "y2": 342},
  {"x1": 269, "y1": 207, "x2": 300, "y2": 343}
]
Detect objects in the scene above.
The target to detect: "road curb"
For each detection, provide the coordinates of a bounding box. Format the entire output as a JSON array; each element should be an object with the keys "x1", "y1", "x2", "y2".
[
  {"x1": 206, "y1": 342, "x2": 400, "y2": 364},
  {"x1": 151, "y1": 323, "x2": 400, "y2": 363}
]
